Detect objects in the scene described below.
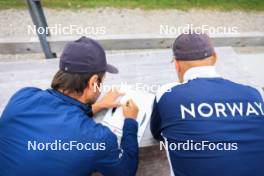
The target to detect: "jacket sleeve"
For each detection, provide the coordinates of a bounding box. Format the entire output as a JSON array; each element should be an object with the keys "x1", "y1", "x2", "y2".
[
  {"x1": 95, "y1": 119, "x2": 139, "y2": 176},
  {"x1": 150, "y1": 98, "x2": 163, "y2": 141}
]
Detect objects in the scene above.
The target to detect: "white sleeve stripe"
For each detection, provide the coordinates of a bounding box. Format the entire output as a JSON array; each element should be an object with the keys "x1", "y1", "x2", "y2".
[
  {"x1": 256, "y1": 87, "x2": 264, "y2": 101},
  {"x1": 156, "y1": 82, "x2": 181, "y2": 102},
  {"x1": 162, "y1": 135, "x2": 176, "y2": 176}
]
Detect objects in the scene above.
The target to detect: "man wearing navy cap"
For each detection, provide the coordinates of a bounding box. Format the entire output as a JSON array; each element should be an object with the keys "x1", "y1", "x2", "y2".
[
  {"x1": 151, "y1": 32, "x2": 264, "y2": 176},
  {"x1": 0, "y1": 37, "x2": 139, "y2": 176}
]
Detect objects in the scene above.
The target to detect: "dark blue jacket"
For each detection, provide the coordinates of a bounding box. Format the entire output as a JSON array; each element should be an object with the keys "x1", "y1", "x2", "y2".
[
  {"x1": 151, "y1": 66, "x2": 264, "y2": 176},
  {"x1": 0, "y1": 87, "x2": 138, "y2": 176}
]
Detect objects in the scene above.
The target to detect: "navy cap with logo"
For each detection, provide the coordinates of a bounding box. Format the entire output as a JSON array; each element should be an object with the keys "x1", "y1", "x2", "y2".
[
  {"x1": 173, "y1": 32, "x2": 215, "y2": 60},
  {"x1": 60, "y1": 36, "x2": 118, "y2": 74}
]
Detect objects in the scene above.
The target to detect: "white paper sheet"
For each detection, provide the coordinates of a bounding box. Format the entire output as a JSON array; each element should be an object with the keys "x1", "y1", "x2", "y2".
[{"x1": 102, "y1": 86, "x2": 155, "y2": 143}]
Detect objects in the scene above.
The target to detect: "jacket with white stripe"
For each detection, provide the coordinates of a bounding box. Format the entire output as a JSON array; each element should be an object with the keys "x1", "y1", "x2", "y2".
[{"x1": 150, "y1": 66, "x2": 264, "y2": 176}]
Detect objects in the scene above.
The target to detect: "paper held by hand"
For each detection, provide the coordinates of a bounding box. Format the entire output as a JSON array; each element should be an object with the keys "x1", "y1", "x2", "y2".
[{"x1": 102, "y1": 86, "x2": 155, "y2": 143}]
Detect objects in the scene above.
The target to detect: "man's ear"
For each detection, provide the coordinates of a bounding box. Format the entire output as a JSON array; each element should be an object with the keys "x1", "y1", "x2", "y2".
[
  {"x1": 211, "y1": 53, "x2": 217, "y2": 65},
  {"x1": 88, "y1": 74, "x2": 99, "y2": 92},
  {"x1": 175, "y1": 60, "x2": 180, "y2": 72}
]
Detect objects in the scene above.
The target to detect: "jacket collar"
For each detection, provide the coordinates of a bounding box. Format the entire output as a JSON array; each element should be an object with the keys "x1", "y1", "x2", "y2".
[
  {"x1": 183, "y1": 66, "x2": 221, "y2": 82},
  {"x1": 47, "y1": 89, "x2": 92, "y2": 116}
]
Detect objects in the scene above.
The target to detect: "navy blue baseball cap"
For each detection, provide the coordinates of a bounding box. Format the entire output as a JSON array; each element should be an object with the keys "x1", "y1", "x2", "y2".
[
  {"x1": 173, "y1": 32, "x2": 215, "y2": 60},
  {"x1": 60, "y1": 37, "x2": 118, "y2": 74}
]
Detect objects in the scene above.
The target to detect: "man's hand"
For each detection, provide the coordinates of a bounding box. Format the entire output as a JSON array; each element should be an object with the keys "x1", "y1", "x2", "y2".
[
  {"x1": 122, "y1": 99, "x2": 139, "y2": 120},
  {"x1": 92, "y1": 89, "x2": 124, "y2": 115}
]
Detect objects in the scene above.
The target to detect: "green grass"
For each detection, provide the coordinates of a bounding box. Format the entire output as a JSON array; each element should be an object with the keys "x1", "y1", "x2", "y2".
[{"x1": 0, "y1": 0, "x2": 264, "y2": 11}]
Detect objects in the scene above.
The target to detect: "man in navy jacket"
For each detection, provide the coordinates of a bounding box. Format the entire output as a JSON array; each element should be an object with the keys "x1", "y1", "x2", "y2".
[
  {"x1": 0, "y1": 37, "x2": 139, "y2": 176},
  {"x1": 150, "y1": 32, "x2": 264, "y2": 176}
]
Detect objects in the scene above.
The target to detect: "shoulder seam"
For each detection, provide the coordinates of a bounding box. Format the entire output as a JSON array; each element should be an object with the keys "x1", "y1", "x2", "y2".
[{"x1": 156, "y1": 82, "x2": 181, "y2": 102}]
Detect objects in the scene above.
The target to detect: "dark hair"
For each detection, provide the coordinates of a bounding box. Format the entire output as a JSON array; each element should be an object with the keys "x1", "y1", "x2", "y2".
[{"x1": 51, "y1": 70, "x2": 105, "y2": 94}]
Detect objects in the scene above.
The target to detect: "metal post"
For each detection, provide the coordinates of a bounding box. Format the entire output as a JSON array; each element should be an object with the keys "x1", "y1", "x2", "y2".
[{"x1": 27, "y1": 0, "x2": 56, "y2": 59}]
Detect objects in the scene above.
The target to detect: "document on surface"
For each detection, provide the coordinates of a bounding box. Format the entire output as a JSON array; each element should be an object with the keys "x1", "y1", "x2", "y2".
[{"x1": 102, "y1": 86, "x2": 155, "y2": 143}]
